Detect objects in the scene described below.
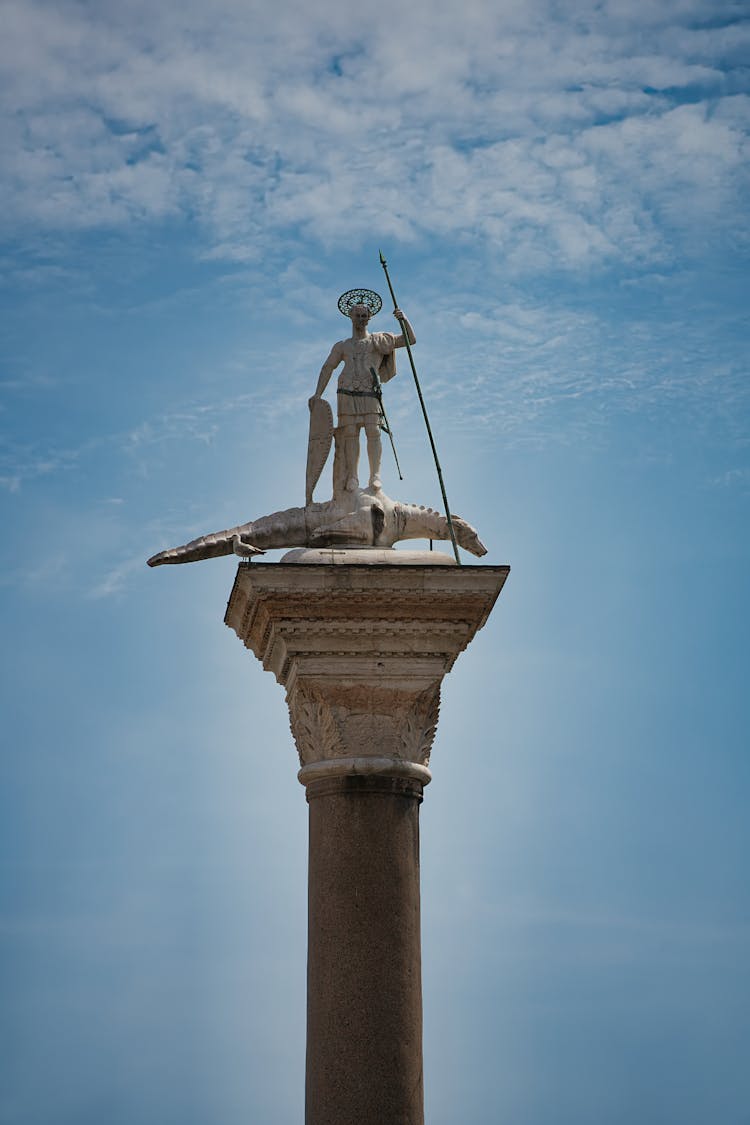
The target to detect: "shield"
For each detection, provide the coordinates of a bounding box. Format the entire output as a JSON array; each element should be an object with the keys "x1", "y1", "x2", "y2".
[{"x1": 305, "y1": 397, "x2": 334, "y2": 505}]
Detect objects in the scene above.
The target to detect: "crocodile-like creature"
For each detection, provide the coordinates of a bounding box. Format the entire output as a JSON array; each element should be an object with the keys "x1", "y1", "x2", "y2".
[{"x1": 147, "y1": 488, "x2": 486, "y2": 566}]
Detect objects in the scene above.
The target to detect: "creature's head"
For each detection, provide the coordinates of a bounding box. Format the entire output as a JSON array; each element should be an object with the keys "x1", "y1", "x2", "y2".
[{"x1": 451, "y1": 516, "x2": 488, "y2": 557}]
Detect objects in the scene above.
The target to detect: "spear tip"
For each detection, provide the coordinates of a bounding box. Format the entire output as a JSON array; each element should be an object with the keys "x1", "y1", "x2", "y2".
[{"x1": 379, "y1": 249, "x2": 387, "y2": 266}]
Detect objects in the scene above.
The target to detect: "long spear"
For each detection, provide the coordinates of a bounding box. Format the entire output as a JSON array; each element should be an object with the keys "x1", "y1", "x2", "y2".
[
  {"x1": 379, "y1": 250, "x2": 461, "y2": 565},
  {"x1": 370, "y1": 366, "x2": 403, "y2": 481}
]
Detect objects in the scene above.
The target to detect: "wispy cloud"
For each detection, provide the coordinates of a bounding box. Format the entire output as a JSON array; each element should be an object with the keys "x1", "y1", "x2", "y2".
[
  {"x1": 710, "y1": 467, "x2": 750, "y2": 489},
  {"x1": 1, "y1": 283, "x2": 746, "y2": 496},
  {"x1": 0, "y1": 440, "x2": 86, "y2": 491},
  {"x1": 407, "y1": 286, "x2": 750, "y2": 451},
  {"x1": 88, "y1": 551, "x2": 152, "y2": 599},
  {"x1": 1, "y1": 0, "x2": 747, "y2": 270}
]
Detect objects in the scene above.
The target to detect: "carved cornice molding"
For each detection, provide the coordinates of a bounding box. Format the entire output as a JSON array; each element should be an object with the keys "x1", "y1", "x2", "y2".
[{"x1": 225, "y1": 563, "x2": 509, "y2": 778}]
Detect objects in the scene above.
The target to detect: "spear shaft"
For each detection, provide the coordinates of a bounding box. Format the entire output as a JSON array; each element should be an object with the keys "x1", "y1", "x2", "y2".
[
  {"x1": 379, "y1": 250, "x2": 461, "y2": 565},
  {"x1": 370, "y1": 366, "x2": 403, "y2": 481}
]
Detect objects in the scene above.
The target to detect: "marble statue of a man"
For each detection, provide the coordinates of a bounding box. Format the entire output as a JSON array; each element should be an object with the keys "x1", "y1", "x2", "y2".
[{"x1": 310, "y1": 302, "x2": 415, "y2": 494}]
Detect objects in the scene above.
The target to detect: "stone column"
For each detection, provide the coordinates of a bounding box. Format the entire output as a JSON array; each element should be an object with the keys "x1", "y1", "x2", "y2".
[{"x1": 225, "y1": 557, "x2": 509, "y2": 1125}]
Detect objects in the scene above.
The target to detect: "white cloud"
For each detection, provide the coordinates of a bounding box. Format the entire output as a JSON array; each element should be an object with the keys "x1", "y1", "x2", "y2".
[{"x1": 1, "y1": 0, "x2": 747, "y2": 271}]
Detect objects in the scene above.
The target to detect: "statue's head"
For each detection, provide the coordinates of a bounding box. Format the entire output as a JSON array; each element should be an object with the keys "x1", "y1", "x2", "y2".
[
  {"x1": 349, "y1": 303, "x2": 372, "y2": 330},
  {"x1": 337, "y1": 288, "x2": 382, "y2": 323}
]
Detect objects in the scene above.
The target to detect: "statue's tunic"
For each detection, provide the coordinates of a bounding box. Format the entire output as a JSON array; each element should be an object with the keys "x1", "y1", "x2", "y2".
[{"x1": 331, "y1": 332, "x2": 399, "y2": 425}]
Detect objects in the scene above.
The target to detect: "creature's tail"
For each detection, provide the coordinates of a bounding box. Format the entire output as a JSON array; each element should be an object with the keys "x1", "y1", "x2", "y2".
[{"x1": 147, "y1": 528, "x2": 261, "y2": 566}]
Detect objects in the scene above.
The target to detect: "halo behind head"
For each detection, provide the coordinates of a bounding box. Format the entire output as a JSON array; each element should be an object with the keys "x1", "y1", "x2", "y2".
[{"x1": 338, "y1": 288, "x2": 383, "y2": 318}]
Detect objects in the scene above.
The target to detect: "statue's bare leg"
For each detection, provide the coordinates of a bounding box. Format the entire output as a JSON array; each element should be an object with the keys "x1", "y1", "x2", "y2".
[
  {"x1": 339, "y1": 423, "x2": 360, "y2": 492},
  {"x1": 365, "y1": 422, "x2": 382, "y2": 490},
  {"x1": 332, "y1": 429, "x2": 348, "y2": 502}
]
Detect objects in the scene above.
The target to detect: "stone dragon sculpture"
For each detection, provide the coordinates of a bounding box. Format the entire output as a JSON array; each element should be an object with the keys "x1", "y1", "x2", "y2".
[{"x1": 147, "y1": 488, "x2": 486, "y2": 566}]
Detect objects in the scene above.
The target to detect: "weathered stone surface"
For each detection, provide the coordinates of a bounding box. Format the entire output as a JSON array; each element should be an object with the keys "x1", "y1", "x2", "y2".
[
  {"x1": 146, "y1": 488, "x2": 487, "y2": 565},
  {"x1": 280, "y1": 546, "x2": 456, "y2": 565},
  {"x1": 224, "y1": 560, "x2": 509, "y2": 1125},
  {"x1": 224, "y1": 562, "x2": 509, "y2": 771},
  {"x1": 147, "y1": 271, "x2": 510, "y2": 1124},
  {"x1": 309, "y1": 297, "x2": 415, "y2": 496},
  {"x1": 305, "y1": 773, "x2": 424, "y2": 1125}
]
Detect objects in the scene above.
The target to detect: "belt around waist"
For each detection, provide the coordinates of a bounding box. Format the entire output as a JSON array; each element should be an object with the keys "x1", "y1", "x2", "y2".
[{"x1": 337, "y1": 388, "x2": 380, "y2": 398}]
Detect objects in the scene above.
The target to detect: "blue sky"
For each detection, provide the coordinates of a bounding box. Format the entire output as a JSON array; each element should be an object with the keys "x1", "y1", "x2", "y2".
[{"x1": 1, "y1": 0, "x2": 749, "y2": 1122}]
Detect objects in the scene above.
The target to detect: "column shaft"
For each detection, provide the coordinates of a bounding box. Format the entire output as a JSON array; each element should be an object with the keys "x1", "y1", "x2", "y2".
[{"x1": 305, "y1": 775, "x2": 424, "y2": 1125}]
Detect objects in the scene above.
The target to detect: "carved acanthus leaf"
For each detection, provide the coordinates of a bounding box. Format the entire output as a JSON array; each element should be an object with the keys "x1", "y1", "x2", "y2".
[
  {"x1": 287, "y1": 679, "x2": 442, "y2": 768},
  {"x1": 287, "y1": 683, "x2": 345, "y2": 766},
  {"x1": 399, "y1": 685, "x2": 441, "y2": 766}
]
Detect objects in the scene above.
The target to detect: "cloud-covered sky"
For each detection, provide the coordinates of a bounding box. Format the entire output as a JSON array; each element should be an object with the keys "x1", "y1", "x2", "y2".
[
  {"x1": 4, "y1": 0, "x2": 749, "y2": 260},
  {"x1": 1, "y1": 1, "x2": 748, "y2": 1122}
]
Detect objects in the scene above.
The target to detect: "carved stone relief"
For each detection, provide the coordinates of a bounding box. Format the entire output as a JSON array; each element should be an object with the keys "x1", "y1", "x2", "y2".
[{"x1": 287, "y1": 680, "x2": 441, "y2": 768}]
